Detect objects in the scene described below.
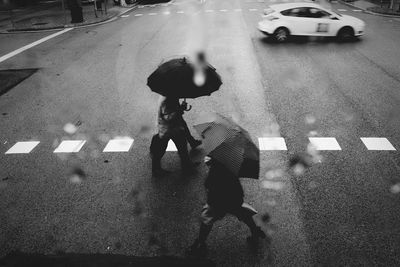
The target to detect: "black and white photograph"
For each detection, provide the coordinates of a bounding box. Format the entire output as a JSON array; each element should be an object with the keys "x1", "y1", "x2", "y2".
[{"x1": 0, "y1": 0, "x2": 399, "y2": 266}]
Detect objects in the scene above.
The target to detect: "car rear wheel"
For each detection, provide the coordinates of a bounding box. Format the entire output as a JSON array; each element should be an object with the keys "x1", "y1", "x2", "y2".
[
  {"x1": 273, "y1": 27, "x2": 289, "y2": 42},
  {"x1": 337, "y1": 27, "x2": 354, "y2": 41}
]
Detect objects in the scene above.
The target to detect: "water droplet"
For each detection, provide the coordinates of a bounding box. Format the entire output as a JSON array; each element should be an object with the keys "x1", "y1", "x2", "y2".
[
  {"x1": 265, "y1": 169, "x2": 284, "y2": 180},
  {"x1": 63, "y1": 123, "x2": 77, "y2": 134},
  {"x1": 262, "y1": 181, "x2": 284, "y2": 190},
  {"x1": 293, "y1": 164, "x2": 306, "y2": 176},
  {"x1": 390, "y1": 183, "x2": 400, "y2": 194},
  {"x1": 305, "y1": 115, "x2": 316, "y2": 124}
]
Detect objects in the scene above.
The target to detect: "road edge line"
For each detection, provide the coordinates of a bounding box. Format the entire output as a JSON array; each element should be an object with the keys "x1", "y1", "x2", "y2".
[{"x1": 0, "y1": 28, "x2": 73, "y2": 64}]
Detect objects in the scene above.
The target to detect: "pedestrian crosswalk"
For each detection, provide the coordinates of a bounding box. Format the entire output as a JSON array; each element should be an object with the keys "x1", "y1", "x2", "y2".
[{"x1": 2, "y1": 137, "x2": 397, "y2": 154}]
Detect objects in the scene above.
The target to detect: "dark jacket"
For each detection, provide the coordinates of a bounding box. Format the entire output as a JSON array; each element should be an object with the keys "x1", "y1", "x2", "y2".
[{"x1": 205, "y1": 160, "x2": 244, "y2": 209}]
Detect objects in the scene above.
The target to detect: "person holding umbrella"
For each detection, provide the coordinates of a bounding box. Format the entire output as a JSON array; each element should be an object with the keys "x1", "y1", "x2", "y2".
[
  {"x1": 187, "y1": 113, "x2": 268, "y2": 256},
  {"x1": 187, "y1": 156, "x2": 266, "y2": 257},
  {"x1": 147, "y1": 54, "x2": 222, "y2": 176},
  {"x1": 150, "y1": 96, "x2": 198, "y2": 176}
]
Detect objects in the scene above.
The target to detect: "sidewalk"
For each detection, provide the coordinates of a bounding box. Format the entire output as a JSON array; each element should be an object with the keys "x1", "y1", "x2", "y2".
[
  {"x1": 340, "y1": 0, "x2": 400, "y2": 16},
  {"x1": 0, "y1": 1, "x2": 138, "y2": 33}
]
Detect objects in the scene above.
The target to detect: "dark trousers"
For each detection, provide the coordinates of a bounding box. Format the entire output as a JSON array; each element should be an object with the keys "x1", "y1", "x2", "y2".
[
  {"x1": 180, "y1": 118, "x2": 197, "y2": 145},
  {"x1": 150, "y1": 131, "x2": 191, "y2": 170}
]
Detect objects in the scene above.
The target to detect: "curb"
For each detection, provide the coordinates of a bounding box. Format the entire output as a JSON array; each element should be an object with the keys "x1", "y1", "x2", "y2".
[
  {"x1": 0, "y1": 4, "x2": 138, "y2": 34},
  {"x1": 338, "y1": 0, "x2": 400, "y2": 17}
]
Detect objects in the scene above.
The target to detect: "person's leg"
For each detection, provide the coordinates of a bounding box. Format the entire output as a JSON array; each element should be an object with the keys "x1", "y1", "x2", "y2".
[
  {"x1": 187, "y1": 204, "x2": 220, "y2": 257},
  {"x1": 233, "y1": 207, "x2": 266, "y2": 241},
  {"x1": 150, "y1": 134, "x2": 169, "y2": 175},
  {"x1": 171, "y1": 132, "x2": 195, "y2": 172},
  {"x1": 181, "y1": 118, "x2": 202, "y2": 149}
]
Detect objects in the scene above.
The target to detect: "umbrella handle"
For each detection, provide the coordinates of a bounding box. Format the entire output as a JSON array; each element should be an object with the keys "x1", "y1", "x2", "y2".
[{"x1": 185, "y1": 104, "x2": 192, "y2": 111}]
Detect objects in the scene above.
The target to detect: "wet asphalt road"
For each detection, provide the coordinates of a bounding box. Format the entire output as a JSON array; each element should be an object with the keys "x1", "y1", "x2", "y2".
[{"x1": 0, "y1": 0, "x2": 400, "y2": 266}]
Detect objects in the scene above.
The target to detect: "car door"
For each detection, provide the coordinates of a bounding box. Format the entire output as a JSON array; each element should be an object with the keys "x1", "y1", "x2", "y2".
[
  {"x1": 307, "y1": 8, "x2": 341, "y2": 36},
  {"x1": 280, "y1": 7, "x2": 315, "y2": 36}
]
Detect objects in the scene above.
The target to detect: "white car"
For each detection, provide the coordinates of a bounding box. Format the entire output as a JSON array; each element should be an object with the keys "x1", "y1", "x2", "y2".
[{"x1": 258, "y1": 2, "x2": 365, "y2": 42}]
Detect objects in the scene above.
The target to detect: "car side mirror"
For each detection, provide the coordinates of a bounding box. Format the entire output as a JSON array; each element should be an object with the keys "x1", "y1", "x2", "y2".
[{"x1": 330, "y1": 15, "x2": 339, "y2": 20}]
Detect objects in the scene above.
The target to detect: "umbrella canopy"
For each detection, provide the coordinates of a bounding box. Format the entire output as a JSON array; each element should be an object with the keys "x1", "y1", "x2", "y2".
[
  {"x1": 147, "y1": 57, "x2": 222, "y2": 98},
  {"x1": 194, "y1": 114, "x2": 260, "y2": 179}
]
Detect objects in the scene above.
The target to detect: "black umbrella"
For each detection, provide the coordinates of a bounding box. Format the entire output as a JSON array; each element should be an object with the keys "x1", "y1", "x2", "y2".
[
  {"x1": 194, "y1": 113, "x2": 260, "y2": 179},
  {"x1": 147, "y1": 57, "x2": 222, "y2": 98}
]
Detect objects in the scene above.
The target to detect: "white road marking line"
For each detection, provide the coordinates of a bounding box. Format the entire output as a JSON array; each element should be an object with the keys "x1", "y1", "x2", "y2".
[
  {"x1": 249, "y1": 8, "x2": 258, "y2": 11},
  {"x1": 205, "y1": 9, "x2": 214, "y2": 12},
  {"x1": 0, "y1": 28, "x2": 73, "y2": 64},
  {"x1": 177, "y1": 10, "x2": 184, "y2": 13},
  {"x1": 353, "y1": 9, "x2": 362, "y2": 12},
  {"x1": 5, "y1": 141, "x2": 40, "y2": 154},
  {"x1": 163, "y1": 11, "x2": 171, "y2": 15},
  {"x1": 361, "y1": 138, "x2": 396, "y2": 151},
  {"x1": 308, "y1": 137, "x2": 342, "y2": 150},
  {"x1": 166, "y1": 140, "x2": 177, "y2": 151},
  {"x1": 103, "y1": 138, "x2": 134, "y2": 152},
  {"x1": 258, "y1": 137, "x2": 287, "y2": 151},
  {"x1": 337, "y1": 9, "x2": 347, "y2": 11},
  {"x1": 54, "y1": 140, "x2": 86, "y2": 153},
  {"x1": 121, "y1": 15, "x2": 130, "y2": 17},
  {"x1": 134, "y1": 14, "x2": 143, "y2": 16},
  {"x1": 220, "y1": 9, "x2": 228, "y2": 12},
  {"x1": 234, "y1": 8, "x2": 242, "y2": 11},
  {"x1": 148, "y1": 13, "x2": 157, "y2": 15}
]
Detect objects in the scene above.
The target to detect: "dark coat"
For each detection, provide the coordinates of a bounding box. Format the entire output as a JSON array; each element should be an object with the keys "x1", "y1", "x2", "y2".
[{"x1": 205, "y1": 160, "x2": 244, "y2": 210}]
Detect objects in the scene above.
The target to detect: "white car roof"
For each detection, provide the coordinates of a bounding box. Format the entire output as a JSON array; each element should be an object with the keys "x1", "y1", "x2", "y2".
[{"x1": 269, "y1": 2, "x2": 326, "y2": 11}]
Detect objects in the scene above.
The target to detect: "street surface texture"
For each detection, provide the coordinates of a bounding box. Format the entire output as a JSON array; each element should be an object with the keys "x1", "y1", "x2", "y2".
[{"x1": 1, "y1": 0, "x2": 400, "y2": 266}]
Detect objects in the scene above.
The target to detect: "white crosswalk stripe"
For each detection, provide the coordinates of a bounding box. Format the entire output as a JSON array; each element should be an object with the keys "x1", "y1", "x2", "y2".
[
  {"x1": 103, "y1": 138, "x2": 134, "y2": 152},
  {"x1": 258, "y1": 137, "x2": 287, "y2": 151},
  {"x1": 5, "y1": 141, "x2": 40, "y2": 154},
  {"x1": 3, "y1": 137, "x2": 399, "y2": 155},
  {"x1": 337, "y1": 9, "x2": 347, "y2": 11},
  {"x1": 361, "y1": 138, "x2": 396, "y2": 151},
  {"x1": 353, "y1": 10, "x2": 362, "y2": 12},
  {"x1": 249, "y1": 8, "x2": 258, "y2": 12},
  {"x1": 309, "y1": 137, "x2": 342, "y2": 150},
  {"x1": 54, "y1": 140, "x2": 86, "y2": 153},
  {"x1": 134, "y1": 14, "x2": 143, "y2": 17}
]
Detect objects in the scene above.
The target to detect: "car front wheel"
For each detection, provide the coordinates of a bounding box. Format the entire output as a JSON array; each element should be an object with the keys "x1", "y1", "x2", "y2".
[{"x1": 274, "y1": 27, "x2": 289, "y2": 42}]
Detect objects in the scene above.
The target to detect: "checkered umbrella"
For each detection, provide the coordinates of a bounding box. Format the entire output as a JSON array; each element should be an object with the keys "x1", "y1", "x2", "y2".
[{"x1": 194, "y1": 114, "x2": 260, "y2": 179}]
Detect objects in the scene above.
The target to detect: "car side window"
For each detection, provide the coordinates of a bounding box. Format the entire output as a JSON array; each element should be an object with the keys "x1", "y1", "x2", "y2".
[
  {"x1": 308, "y1": 8, "x2": 331, "y2": 18},
  {"x1": 281, "y1": 7, "x2": 309, "y2": 17}
]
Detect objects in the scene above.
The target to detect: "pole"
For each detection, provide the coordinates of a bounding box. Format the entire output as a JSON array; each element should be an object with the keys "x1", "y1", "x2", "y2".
[{"x1": 61, "y1": 0, "x2": 67, "y2": 25}]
